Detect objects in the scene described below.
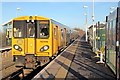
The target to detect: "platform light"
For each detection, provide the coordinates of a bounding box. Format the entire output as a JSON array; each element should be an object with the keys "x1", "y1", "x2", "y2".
[
  {"x1": 17, "y1": 8, "x2": 20, "y2": 10},
  {"x1": 83, "y1": 5, "x2": 88, "y2": 42},
  {"x1": 92, "y1": 0, "x2": 96, "y2": 52},
  {"x1": 16, "y1": 8, "x2": 21, "y2": 17},
  {"x1": 83, "y1": 6, "x2": 88, "y2": 8}
]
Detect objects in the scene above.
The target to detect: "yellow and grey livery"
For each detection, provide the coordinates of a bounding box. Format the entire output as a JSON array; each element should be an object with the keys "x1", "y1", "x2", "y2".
[{"x1": 12, "y1": 16, "x2": 79, "y2": 68}]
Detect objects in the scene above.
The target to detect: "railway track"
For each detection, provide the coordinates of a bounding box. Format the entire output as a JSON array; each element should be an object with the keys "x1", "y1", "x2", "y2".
[
  {"x1": 0, "y1": 49, "x2": 22, "y2": 80},
  {"x1": 1, "y1": 41, "x2": 74, "y2": 80},
  {"x1": 1, "y1": 49, "x2": 13, "y2": 70},
  {"x1": 0, "y1": 47, "x2": 48, "y2": 80},
  {"x1": 22, "y1": 41, "x2": 74, "y2": 80},
  {"x1": 0, "y1": 49, "x2": 56, "y2": 80},
  {"x1": 1, "y1": 50, "x2": 66, "y2": 80},
  {"x1": 1, "y1": 55, "x2": 55, "y2": 80},
  {"x1": 1, "y1": 65, "x2": 24, "y2": 80}
]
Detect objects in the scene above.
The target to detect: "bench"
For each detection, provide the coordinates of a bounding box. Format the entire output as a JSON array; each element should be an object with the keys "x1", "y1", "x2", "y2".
[{"x1": 95, "y1": 46, "x2": 105, "y2": 63}]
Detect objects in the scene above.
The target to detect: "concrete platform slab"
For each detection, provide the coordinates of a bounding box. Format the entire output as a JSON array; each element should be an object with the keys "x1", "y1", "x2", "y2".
[
  {"x1": 33, "y1": 39, "x2": 115, "y2": 80},
  {"x1": 33, "y1": 39, "x2": 79, "y2": 79}
]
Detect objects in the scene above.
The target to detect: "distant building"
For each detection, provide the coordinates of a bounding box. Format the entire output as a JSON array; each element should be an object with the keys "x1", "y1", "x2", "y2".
[
  {"x1": 88, "y1": 24, "x2": 96, "y2": 45},
  {"x1": 1, "y1": 20, "x2": 12, "y2": 48},
  {"x1": 88, "y1": 22, "x2": 105, "y2": 49}
]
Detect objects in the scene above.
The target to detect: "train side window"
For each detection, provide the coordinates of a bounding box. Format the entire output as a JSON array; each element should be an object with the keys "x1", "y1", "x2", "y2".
[
  {"x1": 54, "y1": 26, "x2": 58, "y2": 39},
  {"x1": 54, "y1": 28, "x2": 56, "y2": 39},
  {"x1": 66, "y1": 30, "x2": 70, "y2": 38},
  {"x1": 39, "y1": 20, "x2": 49, "y2": 38},
  {"x1": 61, "y1": 29, "x2": 64, "y2": 40}
]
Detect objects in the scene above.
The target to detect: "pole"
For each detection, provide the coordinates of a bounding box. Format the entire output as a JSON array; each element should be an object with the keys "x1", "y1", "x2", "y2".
[
  {"x1": 83, "y1": 6, "x2": 88, "y2": 42},
  {"x1": 92, "y1": 0, "x2": 95, "y2": 52},
  {"x1": 86, "y1": 9, "x2": 88, "y2": 42},
  {"x1": 16, "y1": 8, "x2": 20, "y2": 17}
]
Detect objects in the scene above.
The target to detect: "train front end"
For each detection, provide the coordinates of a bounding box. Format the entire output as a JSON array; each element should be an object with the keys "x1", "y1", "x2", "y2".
[{"x1": 12, "y1": 16, "x2": 52, "y2": 68}]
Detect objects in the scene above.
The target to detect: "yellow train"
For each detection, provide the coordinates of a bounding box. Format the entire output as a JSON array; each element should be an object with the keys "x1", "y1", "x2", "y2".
[{"x1": 12, "y1": 16, "x2": 79, "y2": 68}]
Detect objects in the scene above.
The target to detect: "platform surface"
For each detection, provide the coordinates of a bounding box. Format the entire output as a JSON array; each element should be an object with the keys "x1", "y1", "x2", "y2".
[
  {"x1": 0, "y1": 46, "x2": 11, "y2": 51},
  {"x1": 33, "y1": 39, "x2": 115, "y2": 80}
]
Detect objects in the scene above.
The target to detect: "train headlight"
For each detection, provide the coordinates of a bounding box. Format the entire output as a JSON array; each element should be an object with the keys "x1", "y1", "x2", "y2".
[
  {"x1": 14, "y1": 45, "x2": 22, "y2": 51},
  {"x1": 40, "y1": 48, "x2": 44, "y2": 52},
  {"x1": 43, "y1": 46, "x2": 49, "y2": 50},
  {"x1": 14, "y1": 45, "x2": 19, "y2": 49},
  {"x1": 40, "y1": 45, "x2": 49, "y2": 52}
]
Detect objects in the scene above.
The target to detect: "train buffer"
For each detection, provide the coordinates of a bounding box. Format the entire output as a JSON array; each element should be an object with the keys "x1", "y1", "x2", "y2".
[{"x1": 33, "y1": 38, "x2": 115, "y2": 79}]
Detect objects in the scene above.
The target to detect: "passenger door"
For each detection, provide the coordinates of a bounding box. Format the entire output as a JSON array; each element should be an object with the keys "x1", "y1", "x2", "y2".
[
  {"x1": 53, "y1": 25, "x2": 58, "y2": 55},
  {"x1": 64, "y1": 28, "x2": 66, "y2": 47},
  {"x1": 26, "y1": 22, "x2": 35, "y2": 54}
]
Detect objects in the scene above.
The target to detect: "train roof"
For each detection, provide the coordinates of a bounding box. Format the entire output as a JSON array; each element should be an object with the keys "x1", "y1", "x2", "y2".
[
  {"x1": 2, "y1": 16, "x2": 72, "y2": 30},
  {"x1": 12, "y1": 16, "x2": 50, "y2": 20},
  {"x1": 51, "y1": 19, "x2": 71, "y2": 30}
]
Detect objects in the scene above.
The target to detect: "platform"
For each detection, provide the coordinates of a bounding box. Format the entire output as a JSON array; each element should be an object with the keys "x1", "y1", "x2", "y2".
[
  {"x1": 33, "y1": 39, "x2": 115, "y2": 79},
  {"x1": 0, "y1": 46, "x2": 11, "y2": 52}
]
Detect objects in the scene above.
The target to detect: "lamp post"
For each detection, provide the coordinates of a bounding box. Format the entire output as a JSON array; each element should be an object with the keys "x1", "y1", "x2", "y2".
[
  {"x1": 92, "y1": 0, "x2": 96, "y2": 52},
  {"x1": 83, "y1": 6, "x2": 88, "y2": 42},
  {"x1": 16, "y1": 8, "x2": 21, "y2": 17}
]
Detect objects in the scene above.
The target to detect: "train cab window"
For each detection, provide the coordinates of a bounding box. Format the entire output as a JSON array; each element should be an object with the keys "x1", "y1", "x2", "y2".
[
  {"x1": 38, "y1": 20, "x2": 49, "y2": 38},
  {"x1": 13, "y1": 20, "x2": 26, "y2": 38},
  {"x1": 27, "y1": 23, "x2": 35, "y2": 38}
]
